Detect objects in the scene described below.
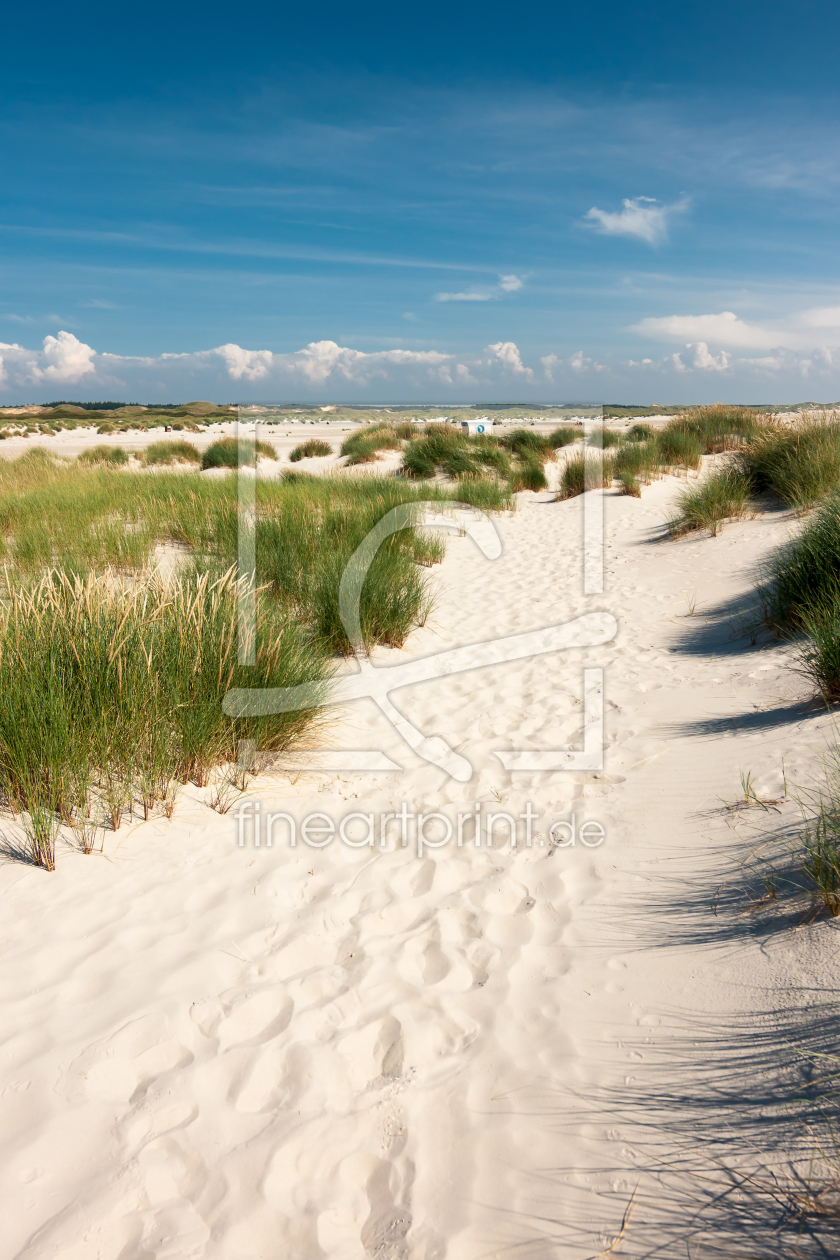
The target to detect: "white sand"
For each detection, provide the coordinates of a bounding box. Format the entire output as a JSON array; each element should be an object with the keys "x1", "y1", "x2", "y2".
[{"x1": 2, "y1": 469, "x2": 840, "y2": 1257}]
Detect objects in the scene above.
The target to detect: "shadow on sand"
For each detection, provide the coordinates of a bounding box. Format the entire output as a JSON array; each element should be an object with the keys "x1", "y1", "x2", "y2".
[{"x1": 552, "y1": 818, "x2": 840, "y2": 1257}]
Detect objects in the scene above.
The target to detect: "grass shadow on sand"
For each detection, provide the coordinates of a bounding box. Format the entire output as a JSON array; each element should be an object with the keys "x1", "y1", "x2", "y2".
[
  {"x1": 657, "y1": 698, "x2": 825, "y2": 741},
  {"x1": 549, "y1": 824, "x2": 840, "y2": 1257},
  {"x1": 571, "y1": 998, "x2": 840, "y2": 1259}
]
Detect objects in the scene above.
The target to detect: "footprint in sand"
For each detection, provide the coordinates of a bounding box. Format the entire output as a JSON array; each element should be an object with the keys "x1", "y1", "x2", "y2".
[
  {"x1": 216, "y1": 988, "x2": 294, "y2": 1050},
  {"x1": 64, "y1": 1016, "x2": 192, "y2": 1105}
]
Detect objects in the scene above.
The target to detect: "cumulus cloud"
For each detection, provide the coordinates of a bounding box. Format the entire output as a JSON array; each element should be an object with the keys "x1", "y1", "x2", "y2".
[
  {"x1": 633, "y1": 307, "x2": 840, "y2": 354},
  {"x1": 690, "y1": 342, "x2": 730, "y2": 371},
  {"x1": 434, "y1": 291, "x2": 492, "y2": 303},
  {"x1": 0, "y1": 332, "x2": 533, "y2": 396},
  {"x1": 435, "y1": 274, "x2": 526, "y2": 302},
  {"x1": 34, "y1": 331, "x2": 96, "y2": 383},
  {"x1": 486, "y1": 341, "x2": 533, "y2": 378},
  {"x1": 540, "y1": 350, "x2": 606, "y2": 381},
  {"x1": 213, "y1": 343, "x2": 274, "y2": 381},
  {"x1": 540, "y1": 353, "x2": 559, "y2": 382},
  {"x1": 632, "y1": 310, "x2": 779, "y2": 349},
  {"x1": 585, "y1": 197, "x2": 687, "y2": 245}
]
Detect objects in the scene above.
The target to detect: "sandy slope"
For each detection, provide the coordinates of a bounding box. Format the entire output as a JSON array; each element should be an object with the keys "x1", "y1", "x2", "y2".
[{"x1": 2, "y1": 471, "x2": 840, "y2": 1259}]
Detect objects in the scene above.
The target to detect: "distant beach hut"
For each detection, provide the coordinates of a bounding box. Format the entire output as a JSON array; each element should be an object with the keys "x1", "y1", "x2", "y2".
[{"x1": 461, "y1": 417, "x2": 490, "y2": 435}]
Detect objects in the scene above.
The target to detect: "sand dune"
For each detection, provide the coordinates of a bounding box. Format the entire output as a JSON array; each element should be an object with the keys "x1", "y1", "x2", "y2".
[{"x1": 1, "y1": 471, "x2": 838, "y2": 1258}]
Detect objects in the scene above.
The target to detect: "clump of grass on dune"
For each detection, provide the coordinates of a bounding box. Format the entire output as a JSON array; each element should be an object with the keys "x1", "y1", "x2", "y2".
[
  {"x1": 0, "y1": 453, "x2": 514, "y2": 867},
  {"x1": 760, "y1": 495, "x2": 840, "y2": 635},
  {"x1": 251, "y1": 475, "x2": 504, "y2": 653},
  {"x1": 143, "y1": 440, "x2": 202, "y2": 466},
  {"x1": 340, "y1": 425, "x2": 403, "y2": 465},
  {"x1": 587, "y1": 428, "x2": 623, "y2": 449},
  {"x1": 0, "y1": 569, "x2": 330, "y2": 868},
  {"x1": 289, "y1": 438, "x2": 332, "y2": 462},
  {"x1": 668, "y1": 467, "x2": 750, "y2": 537},
  {"x1": 627, "y1": 422, "x2": 654, "y2": 441},
  {"x1": 617, "y1": 470, "x2": 642, "y2": 497},
  {"x1": 559, "y1": 452, "x2": 616, "y2": 498},
  {"x1": 615, "y1": 438, "x2": 662, "y2": 487},
  {"x1": 0, "y1": 454, "x2": 507, "y2": 651},
  {"x1": 78, "y1": 445, "x2": 130, "y2": 466},
  {"x1": 739, "y1": 413, "x2": 840, "y2": 510},
  {"x1": 509, "y1": 462, "x2": 549, "y2": 492},
  {"x1": 390, "y1": 421, "x2": 421, "y2": 440},
  {"x1": 666, "y1": 404, "x2": 766, "y2": 454},
  {"x1": 548, "y1": 426, "x2": 580, "y2": 448},
  {"x1": 500, "y1": 429, "x2": 554, "y2": 461},
  {"x1": 656, "y1": 426, "x2": 703, "y2": 472},
  {"x1": 201, "y1": 436, "x2": 277, "y2": 470},
  {"x1": 402, "y1": 425, "x2": 511, "y2": 482},
  {"x1": 756, "y1": 493, "x2": 840, "y2": 701}
]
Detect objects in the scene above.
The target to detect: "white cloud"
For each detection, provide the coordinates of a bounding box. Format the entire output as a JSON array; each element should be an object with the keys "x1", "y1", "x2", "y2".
[
  {"x1": 799, "y1": 307, "x2": 840, "y2": 329},
  {"x1": 540, "y1": 349, "x2": 607, "y2": 379},
  {"x1": 584, "y1": 197, "x2": 687, "y2": 245},
  {"x1": 213, "y1": 343, "x2": 273, "y2": 381},
  {"x1": 486, "y1": 341, "x2": 533, "y2": 378},
  {"x1": 567, "y1": 349, "x2": 606, "y2": 374},
  {"x1": 33, "y1": 331, "x2": 96, "y2": 383},
  {"x1": 435, "y1": 274, "x2": 525, "y2": 303},
  {"x1": 690, "y1": 341, "x2": 730, "y2": 371},
  {"x1": 0, "y1": 333, "x2": 514, "y2": 396},
  {"x1": 540, "y1": 352, "x2": 559, "y2": 382},
  {"x1": 633, "y1": 306, "x2": 840, "y2": 354},
  {"x1": 632, "y1": 310, "x2": 779, "y2": 349},
  {"x1": 435, "y1": 290, "x2": 493, "y2": 302}
]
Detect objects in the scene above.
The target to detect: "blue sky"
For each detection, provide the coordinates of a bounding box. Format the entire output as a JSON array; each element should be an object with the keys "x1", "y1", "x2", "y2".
[{"x1": 2, "y1": 1, "x2": 840, "y2": 404}]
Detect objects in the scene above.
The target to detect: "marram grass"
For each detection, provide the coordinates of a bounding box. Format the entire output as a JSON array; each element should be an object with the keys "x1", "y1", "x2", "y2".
[
  {"x1": 668, "y1": 468, "x2": 750, "y2": 537},
  {"x1": 289, "y1": 438, "x2": 332, "y2": 461},
  {"x1": 0, "y1": 568, "x2": 330, "y2": 869}
]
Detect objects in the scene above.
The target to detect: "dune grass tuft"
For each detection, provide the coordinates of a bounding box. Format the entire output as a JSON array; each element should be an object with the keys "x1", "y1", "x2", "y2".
[
  {"x1": 559, "y1": 452, "x2": 616, "y2": 498},
  {"x1": 144, "y1": 440, "x2": 202, "y2": 466},
  {"x1": 627, "y1": 423, "x2": 655, "y2": 441},
  {"x1": 657, "y1": 427, "x2": 703, "y2": 472},
  {"x1": 340, "y1": 425, "x2": 404, "y2": 465},
  {"x1": 500, "y1": 429, "x2": 554, "y2": 461},
  {"x1": 615, "y1": 438, "x2": 662, "y2": 487},
  {"x1": 0, "y1": 568, "x2": 331, "y2": 867},
  {"x1": 668, "y1": 467, "x2": 750, "y2": 537},
  {"x1": 760, "y1": 494, "x2": 840, "y2": 634},
  {"x1": 289, "y1": 438, "x2": 333, "y2": 462},
  {"x1": 78, "y1": 445, "x2": 130, "y2": 466},
  {"x1": 618, "y1": 470, "x2": 642, "y2": 497},
  {"x1": 587, "y1": 428, "x2": 623, "y2": 449},
  {"x1": 0, "y1": 452, "x2": 515, "y2": 867},
  {"x1": 402, "y1": 426, "x2": 511, "y2": 481},
  {"x1": 666, "y1": 404, "x2": 765, "y2": 454},
  {"x1": 510, "y1": 462, "x2": 549, "y2": 492},
  {"x1": 739, "y1": 413, "x2": 840, "y2": 509},
  {"x1": 201, "y1": 436, "x2": 277, "y2": 470},
  {"x1": 548, "y1": 426, "x2": 580, "y2": 448}
]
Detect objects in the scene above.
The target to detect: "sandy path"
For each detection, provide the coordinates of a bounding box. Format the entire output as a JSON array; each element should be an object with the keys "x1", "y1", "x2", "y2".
[{"x1": 2, "y1": 474, "x2": 839, "y2": 1258}]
